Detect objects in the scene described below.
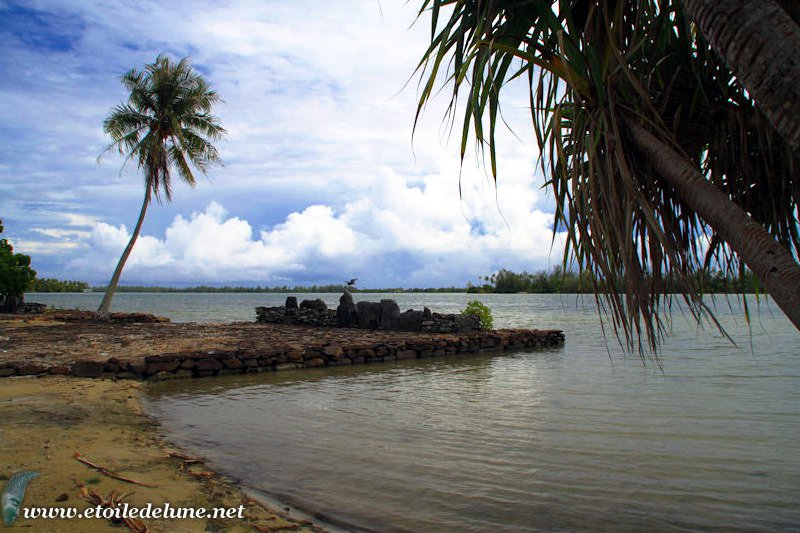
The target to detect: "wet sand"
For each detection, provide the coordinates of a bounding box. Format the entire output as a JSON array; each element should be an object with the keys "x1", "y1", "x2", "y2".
[{"x1": 0, "y1": 375, "x2": 327, "y2": 532}]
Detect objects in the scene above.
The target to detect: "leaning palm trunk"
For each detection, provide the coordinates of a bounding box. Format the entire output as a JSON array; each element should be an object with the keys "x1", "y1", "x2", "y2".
[
  {"x1": 96, "y1": 187, "x2": 151, "y2": 318},
  {"x1": 96, "y1": 55, "x2": 225, "y2": 319},
  {"x1": 681, "y1": 0, "x2": 800, "y2": 149},
  {"x1": 627, "y1": 121, "x2": 800, "y2": 329}
]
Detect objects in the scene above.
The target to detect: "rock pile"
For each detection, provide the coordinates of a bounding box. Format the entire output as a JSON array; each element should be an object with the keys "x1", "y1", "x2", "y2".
[
  {"x1": 256, "y1": 297, "x2": 337, "y2": 326},
  {"x1": 17, "y1": 302, "x2": 47, "y2": 314},
  {"x1": 257, "y1": 293, "x2": 482, "y2": 333}
]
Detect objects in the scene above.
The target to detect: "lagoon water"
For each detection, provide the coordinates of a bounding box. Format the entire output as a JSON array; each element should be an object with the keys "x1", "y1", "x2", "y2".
[{"x1": 30, "y1": 292, "x2": 800, "y2": 531}]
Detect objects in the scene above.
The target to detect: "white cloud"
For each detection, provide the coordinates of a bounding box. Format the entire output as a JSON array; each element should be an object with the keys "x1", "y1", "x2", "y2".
[
  {"x1": 67, "y1": 166, "x2": 565, "y2": 287},
  {"x1": 9, "y1": 240, "x2": 84, "y2": 255},
  {"x1": 33, "y1": 228, "x2": 91, "y2": 239}
]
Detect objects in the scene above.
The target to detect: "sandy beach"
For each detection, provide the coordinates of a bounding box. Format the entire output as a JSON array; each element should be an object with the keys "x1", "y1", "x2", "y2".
[{"x1": 0, "y1": 375, "x2": 326, "y2": 532}]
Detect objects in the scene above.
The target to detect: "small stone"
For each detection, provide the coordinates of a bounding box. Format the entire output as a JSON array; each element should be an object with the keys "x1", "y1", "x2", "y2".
[
  {"x1": 195, "y1": 359, "x2": 222, "y2": 372},
  {"x1": 104, "y1": 357, "x2": 122, "y2": 373},
  {"x1": 145, "y1": 361, "x2": 180, "y2": 375},
  {"x1": 71, "y1": 361, "x2": 105, "y2": 378},
  {"x1": 147, "y1": 371, "x2": 176, "y2": 382},
  {"x1": 323, "y1": 344, "x2": 343, "y2": 358},
  {"x1": 222, "y1": 358, "x2": 243, "y2": 370},
  {"x1": 129, "y1": 363, "x2": 147, "y2": 374},
  {"x1": 274, "y1": 363, "x2": 302, "y2": 371},
  {"x1": 17, "y1": 364, "x2": 48, "y2": 375},
  {"x1": 286, "y1": 350, "x2": 304, "y2": 362}
]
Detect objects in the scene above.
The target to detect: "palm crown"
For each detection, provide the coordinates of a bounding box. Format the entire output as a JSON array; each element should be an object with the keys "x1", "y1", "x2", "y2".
[{"x1": 102, "y1": 54, "x2": 226, "y2": 203}]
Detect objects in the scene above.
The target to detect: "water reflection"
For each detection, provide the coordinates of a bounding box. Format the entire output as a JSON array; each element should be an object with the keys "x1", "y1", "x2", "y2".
[{"x1": 142, "y1": 295, "x2": 799, "y2": 532}]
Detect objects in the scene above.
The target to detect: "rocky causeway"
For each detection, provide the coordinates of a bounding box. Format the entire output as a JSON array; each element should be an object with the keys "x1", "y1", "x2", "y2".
[{"x1": 0, "y1": 308, "x2": 564, "y2": 381}]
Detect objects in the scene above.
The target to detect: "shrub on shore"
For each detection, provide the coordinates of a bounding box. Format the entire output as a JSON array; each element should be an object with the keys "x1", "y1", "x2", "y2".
[{"x1": 463, "y1": 300, "x2": 494, "y2": 330}]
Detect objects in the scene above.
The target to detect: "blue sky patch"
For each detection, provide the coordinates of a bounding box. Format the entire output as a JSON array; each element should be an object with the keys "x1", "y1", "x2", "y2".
[{"x1": 0, "y1": 2, "x2": 85, "y2": 52}]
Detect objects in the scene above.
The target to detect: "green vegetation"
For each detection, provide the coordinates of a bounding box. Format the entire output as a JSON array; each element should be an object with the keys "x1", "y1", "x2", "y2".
[
  {"x1": 467, "y1": 269, "x2": 759, "y2": 295},
  {"x1": 462, "y1": 300, "x2": 494, "y2": 329},
  {"x1": 31, "y1": 278, "x2": 90, "y2": 292},
  {"x1": 468, "y1": 269, "x2": 593, "y2": 294},
  {"x1": 0, "y1": 220, "x2": 36, "y2": 312},
  {"x1": 96, "y1": 54, "x2": 226, "y2": 318},
  {"x1": 417, "y1": 0, "x2": 800, "y2": 352}
]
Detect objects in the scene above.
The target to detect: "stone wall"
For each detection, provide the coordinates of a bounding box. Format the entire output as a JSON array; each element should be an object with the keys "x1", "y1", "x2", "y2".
[
  {"x1": 0, "y1": 328, "x2": 565, "y2": 380},
  {"x1": 256, "y1": 292, "x2": 482, "y2": 333}
]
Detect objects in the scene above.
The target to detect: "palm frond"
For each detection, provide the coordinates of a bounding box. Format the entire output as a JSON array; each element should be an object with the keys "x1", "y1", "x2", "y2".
[{"x1": 416, "y1": 0, "x2": 800, "y2": 358}]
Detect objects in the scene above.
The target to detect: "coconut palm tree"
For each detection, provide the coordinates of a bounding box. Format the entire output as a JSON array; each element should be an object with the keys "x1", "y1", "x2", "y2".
[
  {"x1": 96, "y1": 54, "x2": 226, "y2": 318},
  {"x1": 415, "y1": 0, "x2": 800, "y2": 355}
]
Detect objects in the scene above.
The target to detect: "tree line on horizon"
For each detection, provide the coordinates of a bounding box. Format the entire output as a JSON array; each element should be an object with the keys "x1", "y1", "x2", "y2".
[
  {"x1": 466, "y1": 268, "x2": 760, "y2": 295},
  {"x1": 25, "y1": 268, "x2": 760, "y2": 295},
  {"x1": 30, "y1": 278, "x2": 90, "y2": 292}
]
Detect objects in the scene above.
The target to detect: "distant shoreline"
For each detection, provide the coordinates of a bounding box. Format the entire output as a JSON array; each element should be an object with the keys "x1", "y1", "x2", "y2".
[{"x1": 29, "y1": 268, "x2": 762, "y2": 295}]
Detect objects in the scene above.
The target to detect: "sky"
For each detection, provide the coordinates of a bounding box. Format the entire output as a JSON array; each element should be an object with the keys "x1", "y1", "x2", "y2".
[{"x1": 0, "y1": 0, "x2": 566, "y2": 288}]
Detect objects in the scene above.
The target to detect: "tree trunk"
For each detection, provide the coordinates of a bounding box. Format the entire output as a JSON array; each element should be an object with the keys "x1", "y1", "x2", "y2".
[
  {"x1": 626, "y1": 121, "x2": 800, "y2": 330},
  {"x1": 96, "y1": 187, "x2": 152, "y2": 318},
  {"x1": 0, "y1": 294, "x2": 22, "y2": 313},
  {"x1": 681, "y1": 0, "x2": 800, "y2": 149}
]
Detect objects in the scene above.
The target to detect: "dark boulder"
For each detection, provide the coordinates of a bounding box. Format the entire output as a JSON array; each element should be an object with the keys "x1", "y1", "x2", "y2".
[
  {"x1": 379, "y1": 299, "x2": 401, "y2": 330},
  {"x1": 337, "y1": 291, "x2": 358, "y2": 328},
  {"x1": 300, "y1": 298, "x2": 327, "y2": 312},
  {"x1": 453, "y1": 313, "x2": 480, "y2": 332},
  {"x1": 395, "y1": 309, "x2": 423, "y2": 331},
  {"x1": 356, "y1": 301, "x2": 382, "y2": 329}
]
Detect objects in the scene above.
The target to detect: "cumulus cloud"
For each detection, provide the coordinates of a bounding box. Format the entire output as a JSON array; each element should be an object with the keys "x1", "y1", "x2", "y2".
[{"x1": 67, "y1": 169, "x2": 565, "y2": 287}]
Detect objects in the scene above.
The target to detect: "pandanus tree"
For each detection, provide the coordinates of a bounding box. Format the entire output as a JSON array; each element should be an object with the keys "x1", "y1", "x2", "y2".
[
  {"x1": 96, "y1": 54, "x2": 226, "y2": 318},
  {"x1": 416, "y1": 0, "x2": 800, "y2": 355}
]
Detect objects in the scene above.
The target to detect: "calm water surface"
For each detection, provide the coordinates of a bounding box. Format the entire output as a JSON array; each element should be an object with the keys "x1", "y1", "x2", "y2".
[{"x1": 33, "y1": 292, "x2": 800, "y2": 531}]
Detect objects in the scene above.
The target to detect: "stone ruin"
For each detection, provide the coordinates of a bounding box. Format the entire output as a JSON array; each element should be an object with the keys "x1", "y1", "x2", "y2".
[{"x1": 256, "y1": 291, "x2": 482, "y2": 333}]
